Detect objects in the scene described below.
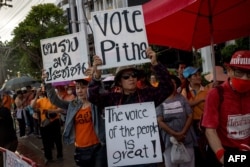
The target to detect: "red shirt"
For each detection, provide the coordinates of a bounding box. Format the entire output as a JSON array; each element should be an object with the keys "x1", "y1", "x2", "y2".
[{"x1": 202, "y1": 80, "x2": 250, "y2": 149}]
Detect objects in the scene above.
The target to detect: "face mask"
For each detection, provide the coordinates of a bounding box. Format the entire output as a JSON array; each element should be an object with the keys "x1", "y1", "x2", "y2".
[
  {"x1": 231, "y1": 78, "x2": 250, "y2": 93},
  {"x1": 67, "y1": 90, "x2": 73, "y2": 95},
  {"x1": 177, "y1": 87, "x2": 182, "y2": 94}
]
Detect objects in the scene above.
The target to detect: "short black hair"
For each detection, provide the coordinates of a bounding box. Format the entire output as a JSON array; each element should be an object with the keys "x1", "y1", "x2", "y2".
[
  {"x1": 16, "y1": 90, "x2": 23, "y2": 95},
  {"x1": 169, "y1": 75, "x2": 181, "y2": 88},
  {"x1": 75, "y1": 79, "x2": 89, "y2": 86},
  {"x1": 26, "y1": 85, "x2": 32, "y2": 89},
  {"x1": 176, "y1": 61, "x2": 187, "y2": 69}
]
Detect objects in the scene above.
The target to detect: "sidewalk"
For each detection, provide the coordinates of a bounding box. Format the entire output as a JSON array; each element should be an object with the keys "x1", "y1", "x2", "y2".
[{"x1": 16, "y1": 134, "x2": 75, "y2": 167}]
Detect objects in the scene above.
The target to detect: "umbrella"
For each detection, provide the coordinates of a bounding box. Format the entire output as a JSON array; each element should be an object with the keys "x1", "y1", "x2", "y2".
[
  {"x1": 2, "y1": 76, "x2": 37, "y2": 90},
  {"x1": 143, "y1": 0, "x2": 250, "y2": 81},
  {"x1": 31, "y1": 82, "x2": 42, "y2": 88}
]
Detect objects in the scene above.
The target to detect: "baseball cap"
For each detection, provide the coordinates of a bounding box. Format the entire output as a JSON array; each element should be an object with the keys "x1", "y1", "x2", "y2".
[
  {"x1": 227, "y1": 50, "x2": 250, "y2": 70},
  {"x1": 183, "y1": 66, "x2": 200, "y2": 78}
]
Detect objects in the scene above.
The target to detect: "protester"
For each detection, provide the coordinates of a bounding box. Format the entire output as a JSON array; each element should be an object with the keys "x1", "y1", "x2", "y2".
[
  {"x1": 43, "y1": 76, "x2": 107, "y2": 167},
  {"x1": 150, "y1": 74, "x2": 159, "y2": 87},
  {"x1": 29, "y1": 91, "x2": 41, "y2": 138},
  {"x1": 156, "y1": 75, "x2": 195, "y2": 167},
  {"x1": 136, "y1": 70, "x2": 152, "y2": 89},
  {"x1": 14, "y1": 90, "x2": 27, "y2": 137},
  {"x1": 1, "y1": 90, "x2": 12, "y2": 110},
  {"x1": 63, "y1": 82, "x2": 76, "y2": 101},
  {"x1": 176, "y1": 61, "x2": 187, "y2": 91},
  {"x1": 204, "y1": 66, "x2": 228, "y2": 88},
  {"x1": 0, "y1": 96, "x2": 18, "y2": 167},
  {"x1": 55, "y1": 85, "x2": 67, "y2": 99},
  {"x1": 202, "y1": 50, "x2": 250, "y2": 166},
  {"x1": 30, "y1": 88, "x2": 64, "y2": 164},
  {"x1": 181, "y1": 66, "x2": 210, "y2": 167},
  {"x1": 23, "y1": 86, "x2": 36, "y2": 135},
  {"x1": 87, "y1": 47, "x2": 174, "y2": 167}
]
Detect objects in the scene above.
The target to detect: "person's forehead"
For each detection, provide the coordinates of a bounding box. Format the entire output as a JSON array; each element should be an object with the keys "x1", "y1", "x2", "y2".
[
  {"x1": 75, "y1": 82, "x2": 88, "y2": 86},
  {"x1": 121, "y1": 69, "x2": 135, "y2": 74},
  {"x1": 190, "y1": 71, "x2": 201, "y2": 77},
  {"x1": 233, "y1": 67, "x2": 250, "y2": 72},
  {"x1": 179, "y1": 64, "x2": 186, "y2": 68}
]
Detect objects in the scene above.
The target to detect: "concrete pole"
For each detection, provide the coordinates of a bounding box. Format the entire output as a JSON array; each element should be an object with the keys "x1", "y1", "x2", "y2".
[
  {"x1": 76, "y1": 0, "x2": 89, "y2": 57},
  {"x1": 69, "y1": 0, "x2": 77, "y2": 33},
  {"x1": 201, "y1": 46, "x2": 212, "y2": 74}
]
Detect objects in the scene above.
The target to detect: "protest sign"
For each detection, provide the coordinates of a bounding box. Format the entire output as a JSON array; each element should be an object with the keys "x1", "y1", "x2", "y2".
[
  {"x1": 91, "y1": 5, "x2": 149, "y2": 69},
  {"x1": 4, "y1": 150, "x2": 32, "y2": 167},
  {"x1": 105, "y1": 102, "x2": 162, "y2": 166},
  {"x1": 40, "y1": 32, "x2": 88, "y2": 83}
]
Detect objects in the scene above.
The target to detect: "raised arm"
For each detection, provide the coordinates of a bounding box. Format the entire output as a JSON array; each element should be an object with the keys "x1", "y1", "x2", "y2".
[{"x1": 141, "y1": 47, "x2": 174, "y2": 106}]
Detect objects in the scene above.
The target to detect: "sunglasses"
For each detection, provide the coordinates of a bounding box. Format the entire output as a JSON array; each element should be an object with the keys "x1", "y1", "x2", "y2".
[
  {"x1": 121, "y1": 73, "x2": 137, "y2": 80},
  {"x1": 233, "y1": 69, "x2": 250, "y2": 79}
]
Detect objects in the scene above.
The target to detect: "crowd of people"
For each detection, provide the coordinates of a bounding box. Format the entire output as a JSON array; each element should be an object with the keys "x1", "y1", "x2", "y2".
[{"x1": 0, "y1": 48, "x2": 249, "y2": 167}]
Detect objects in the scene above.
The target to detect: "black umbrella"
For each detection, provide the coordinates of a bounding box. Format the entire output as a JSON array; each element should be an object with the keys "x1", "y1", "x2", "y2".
[{"x1": 2, "y1": 76, "x2": 37, "y2": 90}]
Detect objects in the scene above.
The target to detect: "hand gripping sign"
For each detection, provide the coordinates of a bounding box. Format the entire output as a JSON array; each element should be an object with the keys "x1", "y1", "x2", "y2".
[{"x1": 105, "y1": 102, "x2": 162, "y2": 166}]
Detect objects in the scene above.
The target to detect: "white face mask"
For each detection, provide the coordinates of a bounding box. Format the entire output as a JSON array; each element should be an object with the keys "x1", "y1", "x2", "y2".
[
  {"x1": 67, "y1": 90, "x2": 73, "y2": 95},
  {"x1": 177, "y1": 87, "x2": 182, "y2": 94}
]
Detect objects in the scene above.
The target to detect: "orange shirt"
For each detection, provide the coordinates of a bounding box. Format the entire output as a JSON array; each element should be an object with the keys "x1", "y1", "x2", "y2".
[
  {"x1": 36, "y1": 97, "x2": 59, "y2": 122},
  {"x1": 74, "y1": 107, "x2": 99, "y2": 147},
  {"x1": 151, "y1": 82, "x2": 159, "y2": 87},
  {"x1": 182, "y1": 86, "x2": 209, "y2": 120},
  {"x1": 2, "y1": 94, "x2": 12, "y2": 110},
  {"x1": 63, "y1": 94, "x2": 75, "y2": 101}
]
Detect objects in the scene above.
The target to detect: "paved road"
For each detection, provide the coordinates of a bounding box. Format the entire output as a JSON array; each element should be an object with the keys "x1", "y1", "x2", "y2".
[
  {"x1": 16, "y1": 135, "x2": 76, "y2": 167},
  {"x1": 16, "y1": 135, "x2": 165, "y2": 167}
]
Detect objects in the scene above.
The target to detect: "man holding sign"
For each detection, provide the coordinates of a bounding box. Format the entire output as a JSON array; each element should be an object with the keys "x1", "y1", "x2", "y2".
[{"x1": 88, "y1": 47, "x2": 174, "y2": 166}]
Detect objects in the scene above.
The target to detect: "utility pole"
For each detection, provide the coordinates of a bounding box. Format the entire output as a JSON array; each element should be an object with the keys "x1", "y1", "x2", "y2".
[
  {"x1": 76, "y1": 0, "x2": 89, "y2": 56},
  {"x1": 69, "y1": 0, "x2": 77, "y2": 33},
  {"x1": 0, "y1": 0, "x2": 13, "y2": 8}
]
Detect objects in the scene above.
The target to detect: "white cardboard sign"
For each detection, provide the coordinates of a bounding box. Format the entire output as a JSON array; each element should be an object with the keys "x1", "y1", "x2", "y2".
[
  {"x1": 105, "y1": 102, "x2": 162, "y2": 167},
  {"x1": 91, "y1": 5, "x2": 149, "y2": 69},
  {"x1": 40, "y1": 32, "x2": 88, "y2": 83},
  {"x1": 4, "y1": 150, "x2": 32, "y2": 167}
]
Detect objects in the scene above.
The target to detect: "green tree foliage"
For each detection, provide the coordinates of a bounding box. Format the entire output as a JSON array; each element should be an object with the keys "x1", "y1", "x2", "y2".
[
  {"x1": 0, "y1": 41, "x2": 20, "y2": 86},
  {"x1": 221, "y1": 37, "x2": 250, "y2": 63},
  {"x1": 12, "y1": 3, "x2": 68, "y2": 69}
]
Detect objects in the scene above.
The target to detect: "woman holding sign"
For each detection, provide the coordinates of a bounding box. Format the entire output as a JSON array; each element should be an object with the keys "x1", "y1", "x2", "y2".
[
  {"x1": 42, "y1": 76, "x2": 107, "y2": 167},
  {"x1": 88, "y1": 47, "x2": 174, "y2": 167}
]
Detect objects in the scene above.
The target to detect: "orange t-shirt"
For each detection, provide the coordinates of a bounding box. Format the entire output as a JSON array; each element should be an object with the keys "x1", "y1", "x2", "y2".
[
  {"x1": 36, "y1": 97, "x2": 59, "y2": 122},
  {"x1": 74, "y1": 107, "x2": 99, "y2": 147},
  {"x1": 2, "y1": 94, "x2": 12, "y2": 110},
  {"x1": 182, "y1": 86, "x2": 209, "y2": 120}
]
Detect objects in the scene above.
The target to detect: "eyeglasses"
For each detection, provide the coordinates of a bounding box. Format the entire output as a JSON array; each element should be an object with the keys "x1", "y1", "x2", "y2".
[
  {"x1": 121, "y1": 73, "x2": 137, "y2": 80},
  {"x1": 233, "y1": 69, "x2": 250, "y2": 79}
]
